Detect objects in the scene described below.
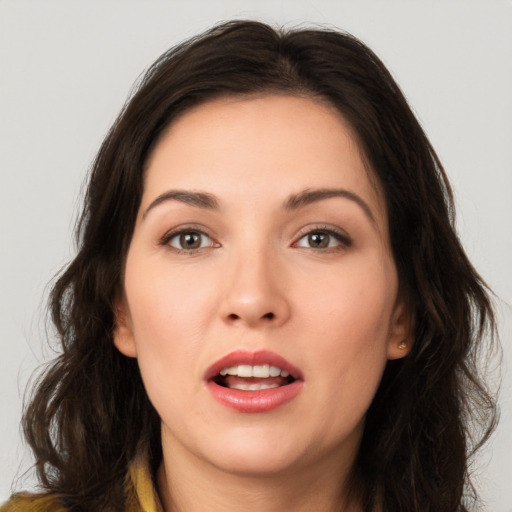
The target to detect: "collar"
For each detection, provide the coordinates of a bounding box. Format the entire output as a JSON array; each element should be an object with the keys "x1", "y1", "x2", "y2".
[{"x1": 127, "y1": 454, "x2": 164, "y2": 512}]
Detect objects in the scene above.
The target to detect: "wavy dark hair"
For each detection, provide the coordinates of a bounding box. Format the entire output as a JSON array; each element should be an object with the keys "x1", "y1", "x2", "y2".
[{"x1": 17, "y1": 20, "x2": 497, "y2": 512}]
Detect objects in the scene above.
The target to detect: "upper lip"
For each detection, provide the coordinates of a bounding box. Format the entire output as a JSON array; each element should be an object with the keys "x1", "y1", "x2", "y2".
[{"x1": 204, "y1": 349, "x2": 304, "y2": 382}]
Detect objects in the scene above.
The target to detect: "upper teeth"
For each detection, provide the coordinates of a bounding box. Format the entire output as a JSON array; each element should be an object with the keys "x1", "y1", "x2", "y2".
[{"x1": 219, "y1": 364, "x2": 289, "y2": 378}]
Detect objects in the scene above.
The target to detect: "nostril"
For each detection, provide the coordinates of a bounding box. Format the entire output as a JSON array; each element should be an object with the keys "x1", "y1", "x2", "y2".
[{"x1": 225, "y1": 311, "x2": 276, "y2": 323}]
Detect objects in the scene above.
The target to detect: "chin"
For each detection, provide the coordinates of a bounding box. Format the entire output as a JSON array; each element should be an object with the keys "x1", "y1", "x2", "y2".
[
  {"x1": 201, "y1": 427, "x2": 309, "y2": 477},
  {"x1": 211, "y1": 450, "x2": 303, "y2": 478}
]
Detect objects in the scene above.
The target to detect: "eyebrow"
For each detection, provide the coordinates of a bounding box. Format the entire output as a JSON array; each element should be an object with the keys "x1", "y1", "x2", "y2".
[
  {"x1": 284, "y1": 188, "x2": 376, "y2": 224},
  {"x1": 142, "y1": 190, "x2": 219, "y2": 219},
  {"x1": 142, "y1": 187, "x2": 375, "y2": 224}
]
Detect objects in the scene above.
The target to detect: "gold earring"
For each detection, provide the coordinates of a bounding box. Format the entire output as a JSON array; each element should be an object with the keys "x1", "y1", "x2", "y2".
[{"x1": 398, "y1": 340, "x2": 407, "y2": 349}]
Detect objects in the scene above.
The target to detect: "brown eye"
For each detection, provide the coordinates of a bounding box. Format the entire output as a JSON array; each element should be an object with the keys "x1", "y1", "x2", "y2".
[
  {"x1": 167, "y1": 231, "x2": 213, "y2": 251},
  {"x1": 181, "y1": 233, "x2": 201, "y2": 249},
  {"x1": 308, "y1": 233, "x2": 329, "y2": 248},
  {"x1": 295, "y1": 228, "x2": 352, "y2": 250}
]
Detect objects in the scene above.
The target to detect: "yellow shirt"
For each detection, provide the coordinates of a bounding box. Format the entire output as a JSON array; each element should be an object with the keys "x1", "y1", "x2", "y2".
[{"x1": 0, "y1": 456, "x2": 162, "y2": 512}]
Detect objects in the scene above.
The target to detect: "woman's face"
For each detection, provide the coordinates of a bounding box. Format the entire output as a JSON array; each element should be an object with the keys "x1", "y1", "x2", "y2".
[{"x1": 114, "y1": 95, "x2": 410, "y2": 478}]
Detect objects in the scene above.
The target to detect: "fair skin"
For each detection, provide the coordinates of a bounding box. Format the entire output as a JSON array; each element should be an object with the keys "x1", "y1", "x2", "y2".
[{"x1": 114, "y1": 95, "x2": 410, "y2": 512}]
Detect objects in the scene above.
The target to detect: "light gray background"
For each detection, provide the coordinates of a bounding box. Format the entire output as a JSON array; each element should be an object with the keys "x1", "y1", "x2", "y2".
[{"x1": 1, "y1": 1, "x2": 511, "y2": 510}]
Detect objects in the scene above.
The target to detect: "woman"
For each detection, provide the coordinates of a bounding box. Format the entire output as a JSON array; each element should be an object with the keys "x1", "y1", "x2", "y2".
[{"x1": 2, "y1": 20, "x2": 497, "y2": 512}]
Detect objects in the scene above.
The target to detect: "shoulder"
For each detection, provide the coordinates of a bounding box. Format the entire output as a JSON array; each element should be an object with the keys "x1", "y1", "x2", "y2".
[{"x1": 1, "y1": 493, "x2": 67, "y2": 512}]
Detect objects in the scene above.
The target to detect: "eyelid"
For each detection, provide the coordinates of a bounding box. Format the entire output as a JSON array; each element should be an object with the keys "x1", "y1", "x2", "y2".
[
  {"x1": 292, "y1": 224, "x2": 353, "y2": 249},
  {"x1": 159, "y1": 224, "x2": 220, "y2": 252}
]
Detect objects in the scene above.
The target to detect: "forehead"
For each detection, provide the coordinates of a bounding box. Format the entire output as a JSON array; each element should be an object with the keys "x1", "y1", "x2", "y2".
[{"x1": 142, "y1": 94, "x2": 386, "y2": 223}]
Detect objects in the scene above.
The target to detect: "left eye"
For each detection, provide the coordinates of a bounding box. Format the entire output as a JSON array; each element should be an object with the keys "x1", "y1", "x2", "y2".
[
  {"x1": 167, "y1": 231, "x2": 214, "y2": 251},
  {"x1": 295, "y1": 230, "x2": 347, "y2": 249}
]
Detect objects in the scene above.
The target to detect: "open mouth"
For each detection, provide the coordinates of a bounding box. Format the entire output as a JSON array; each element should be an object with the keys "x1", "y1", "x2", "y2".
[
  {"x1": 212, "y1": 364, "x2": 296, "y2": 391},
  {"x1": 206, "y1": 352, "x2": 303, "y2": 412}
]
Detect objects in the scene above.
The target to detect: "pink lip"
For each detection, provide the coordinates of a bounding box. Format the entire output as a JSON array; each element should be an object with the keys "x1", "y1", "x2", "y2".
[{"x1": 205, "y1": 350, "x2": 304, "y2": 413}]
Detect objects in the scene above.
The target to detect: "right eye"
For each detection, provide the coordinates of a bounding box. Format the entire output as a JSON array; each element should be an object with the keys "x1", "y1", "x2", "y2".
[{"x1": 165, "y1": 230, "x2": 216, "y2": 252}]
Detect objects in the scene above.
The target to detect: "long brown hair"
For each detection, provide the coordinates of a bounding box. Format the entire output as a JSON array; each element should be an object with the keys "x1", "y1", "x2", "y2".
[{"x1": 18, "y1": 20, "x2": 497, "y2": 511}]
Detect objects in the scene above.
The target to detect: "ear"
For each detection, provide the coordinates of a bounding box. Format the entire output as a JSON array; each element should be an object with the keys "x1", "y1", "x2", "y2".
[
  {"x1": 386, "y1": 296, "x2": 413, "y2": 360},
  {"x1": 113, "y1": 297, "x2": 137, "y2": 358}
]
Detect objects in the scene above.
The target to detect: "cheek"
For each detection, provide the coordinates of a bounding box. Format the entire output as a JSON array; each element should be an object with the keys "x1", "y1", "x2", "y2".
[
  {"x1": 302, "y1": 260, "x2": 395, "y2": 340},
  {"x1": 122, "y1": 251, "x2": 228, "y2": 408},
  {"x1": 298, "y1": 258, "x2": 397, "y2": 389},
  {"x1": 124, "y1": 279, "x2": 204, "y2": 426},
  {"x1": 125, "y1": 254, "x2": 215, "y2": 341},
  {"x1": 122, "y1": 259, "x2": 204, "y2": 385}
]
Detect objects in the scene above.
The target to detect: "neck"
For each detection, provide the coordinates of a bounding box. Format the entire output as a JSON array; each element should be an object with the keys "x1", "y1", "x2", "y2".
[{"x1": 156, "y1": 433, "x2": 363, "y2": 512}]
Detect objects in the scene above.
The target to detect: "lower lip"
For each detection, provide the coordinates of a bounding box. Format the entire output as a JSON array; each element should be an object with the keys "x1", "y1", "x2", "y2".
[{"x1": 207, "y1": 380, "x2": 303, "y2": 413}]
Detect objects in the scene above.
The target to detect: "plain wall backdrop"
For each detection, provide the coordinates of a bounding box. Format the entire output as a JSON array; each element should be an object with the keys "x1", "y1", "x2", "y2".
[{"x1": 1, "y1": 0, "x2": 511, "y2": 510}]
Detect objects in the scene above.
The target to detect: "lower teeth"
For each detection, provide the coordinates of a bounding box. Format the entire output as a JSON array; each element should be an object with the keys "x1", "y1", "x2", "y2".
[{"x1": 228, "y1": 382, "x2": 280, "y2": 391}]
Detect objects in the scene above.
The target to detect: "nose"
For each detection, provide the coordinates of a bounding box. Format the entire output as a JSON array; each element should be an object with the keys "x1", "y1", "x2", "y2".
[{"x1": 219, "y1": 247, "x2": 291, "y2": 328}]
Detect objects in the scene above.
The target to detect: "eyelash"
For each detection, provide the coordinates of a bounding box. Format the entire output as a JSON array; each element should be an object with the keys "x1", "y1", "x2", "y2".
[
  {"x1": 293, "y1": 225, "x2": 352, "y2": 251},
  {"x1": 159, "y1": 225, "x2": 352, "y2": 253},
  {"x1": 159, "y1": 226, "x2": 217, "y2": 254}
]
